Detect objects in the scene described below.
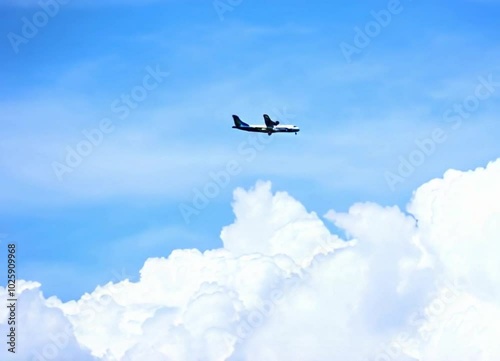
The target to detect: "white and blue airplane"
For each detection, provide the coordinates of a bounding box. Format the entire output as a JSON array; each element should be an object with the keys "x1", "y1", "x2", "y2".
[{"x1": 232, "y1": 114, "x2": 300, "y2": 135}]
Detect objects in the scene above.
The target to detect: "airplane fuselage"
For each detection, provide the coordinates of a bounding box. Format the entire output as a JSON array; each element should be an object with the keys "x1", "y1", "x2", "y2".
[
  {"x1": 231, "y1": 114, "x2": 300, "y2": 135},
  {"x1": 232, "y1": 125, "x2": 300, "y2": 135}
]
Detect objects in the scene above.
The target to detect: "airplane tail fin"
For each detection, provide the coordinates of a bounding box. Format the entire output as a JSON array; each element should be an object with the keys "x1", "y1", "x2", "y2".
[{"x1": 232, "y1": 115, "x2": 249, "y2": 127}]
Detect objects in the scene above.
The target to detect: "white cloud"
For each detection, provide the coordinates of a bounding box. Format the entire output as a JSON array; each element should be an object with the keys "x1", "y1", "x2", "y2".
[
  {"x1": 220, "y1": 180, "x2": 347, "y2": 266},
  {"x1": 408, "y1": 159, "x2": 500, "y2": 301},
  {"x1": 1, "y1": 158, "x2": 499, "y2": 360},
  {"x1": 0, "y1": 281, "x2": 96, "y2": 361}
]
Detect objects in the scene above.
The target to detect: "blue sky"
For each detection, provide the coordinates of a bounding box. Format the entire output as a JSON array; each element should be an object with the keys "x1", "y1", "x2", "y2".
[{"x1": 1, "y1": 0, "x2": 499, "y2": 301}]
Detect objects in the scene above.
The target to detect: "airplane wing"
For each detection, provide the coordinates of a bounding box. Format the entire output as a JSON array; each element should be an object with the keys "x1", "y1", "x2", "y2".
[{"x1": 263, "y1": 114, "x2": 279, "y2": 128}]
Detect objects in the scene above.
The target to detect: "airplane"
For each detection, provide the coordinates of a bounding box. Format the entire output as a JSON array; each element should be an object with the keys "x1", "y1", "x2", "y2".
[{"x1": 232, "y1": 114, "x2": 300, "y2": 135}]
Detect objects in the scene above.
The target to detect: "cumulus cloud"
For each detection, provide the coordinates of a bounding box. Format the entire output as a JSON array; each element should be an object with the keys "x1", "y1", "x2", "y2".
[
  {"x1": 1, "y1": 159, "x2": 499, "y2": 360},
  {"x1": 0, "y1": 281, "x2": 95, "y2": 361}
]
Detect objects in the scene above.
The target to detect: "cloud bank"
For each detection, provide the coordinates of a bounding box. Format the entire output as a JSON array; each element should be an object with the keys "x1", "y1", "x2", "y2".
[{"x1": 1, "y1": 158, "x2": 499, "y2": 361}]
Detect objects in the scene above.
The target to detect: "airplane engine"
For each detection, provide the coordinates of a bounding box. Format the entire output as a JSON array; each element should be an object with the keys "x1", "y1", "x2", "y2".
[{"x1": 274, "y1": 121, "x2": 280, "y2": 125}]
